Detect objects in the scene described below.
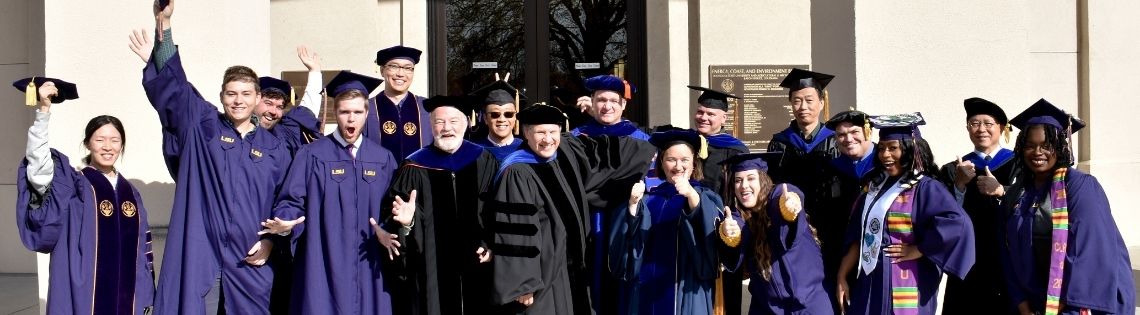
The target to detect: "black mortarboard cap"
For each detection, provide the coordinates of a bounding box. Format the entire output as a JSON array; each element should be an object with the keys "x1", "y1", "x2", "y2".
[
  {"x1": 423, "y1": 95, "x2": 477, "y2": 117},
  {"x1": 824, "y1": 110, "x2": 871, "y2": 130},
  {"x1": 720, "y1": 152, "x2": 782, "y2": 173},
  {"x1": 517, "y1": 103, "x2": 569, "y2": 129},
  {"x1": 1009, "y1": 98, "x2": 1085, "y2": 133},
  {"x1": 375, "y1": 45, "x2": 422, "y2": 65},
  {"x1": 13, "y1": 77, "x2": 78, "y2": 104},
  {"x1": 471, "y1": 80, "x2": 528, "y2": 107},
  {"x1": 325, "y1": 71, "x2": 384, "y2": 97},
  {"x1": 687, "y1": 85, "x2": 739, "y2": 111},
  {"x1": 259, "y1": 76, "x2": 293, "y2": 104},
  {"x1": 648, "y1": 128, "x2": 708, "y2": 159},
  {"x1": 584, "y1": 75, "x2": 635, "y2": 100},
  {"x1": 779, "y1": 68, "x2": 835, "y2": 91},
  {"x1": 963, "y1": 97, "x2": 1008, "y2": 125}
]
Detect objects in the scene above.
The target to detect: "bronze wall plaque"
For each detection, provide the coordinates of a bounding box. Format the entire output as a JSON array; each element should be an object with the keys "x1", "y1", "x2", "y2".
[{"x1": 708, "y1": 65, "x2": 809, "y2": 152}]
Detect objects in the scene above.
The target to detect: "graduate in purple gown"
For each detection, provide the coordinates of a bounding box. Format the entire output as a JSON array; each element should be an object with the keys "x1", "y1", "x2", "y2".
[
  {"x1": 260, "y1": 46, "x2": 326, "y2": 156},
  {"x1": 489, "y1": 103, "x2": 655, "y2": 314},
  {"x1": 720, "y1": 153, "x2": 831, "y2": 315},
  {"x1": 137, "y1": 3, "x2": 292, "y2": 313},
  {"x1": 1000, "y1": 99, "x2": 1134, "y2": 315},
  {"x1": 836, "y1": 112, "x2": 975, "y2": 315},
  {"x1": 382, "y1": 95, "x2": 499, "y2": 315},
  {"x1": 14, "y1": 78, "x2": 156, "y2": 315},
  {"x1": 469, "y1": 78, "x2": 525, "y2": 160},
  {"x1": 608, "y1": 129, "x2": 743, "y2": 315},
  {"x1": 370, "y1": 45, "x2": 432, "y2": 159},
  {"x1": 259, "y1": 73, "x2": 398, "y2": 315}
]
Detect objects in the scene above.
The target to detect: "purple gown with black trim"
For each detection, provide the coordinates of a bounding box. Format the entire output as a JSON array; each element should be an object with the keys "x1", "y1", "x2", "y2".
[
  {"x1": 270, "y1": 135, "x2": 397, "y2": 315},
  {"x1": 742, "y1": 184, "x2": 831, "y2": 315},
  {"x1": 843, "y1": 176, "x2": 975, "y2": 315},
  {"x1": 16, "y1": 150, "x2": 156, "y2": 315},
  {"x1": 143, "y1": 51, "x2": 292, "y2": 315},
  {"x1": 366, "y1": 94, "x2": 432, "y2": 160}
]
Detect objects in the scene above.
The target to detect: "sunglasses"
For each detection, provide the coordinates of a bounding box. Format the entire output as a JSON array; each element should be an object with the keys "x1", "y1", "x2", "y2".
[{"x1": 486, "y1": 112, "x2": 516, "y2": 119}]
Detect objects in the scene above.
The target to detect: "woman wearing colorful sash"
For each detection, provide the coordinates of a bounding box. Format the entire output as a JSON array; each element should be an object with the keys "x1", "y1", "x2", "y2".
[
  {"x1": 609, "y1": 128, "x2": 744, "y2": 314},
  {"x1": 14, "y1": 77, "x2": 156, "y2": 314},
  {"x1": 721, "y1": 153, "x2": 831, "y2": 314},
  {"x1": 836, "y1": 112, "x2": 976, "y2": 315},
  {"x1": 1000, "y1": 99, "x2": 1134, "y2": 315}
]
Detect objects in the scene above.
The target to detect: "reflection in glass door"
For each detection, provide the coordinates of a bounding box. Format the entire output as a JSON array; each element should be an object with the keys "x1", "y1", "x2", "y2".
[{"x1": 429, "y1": 0, "x2": 646, "y2": 127}]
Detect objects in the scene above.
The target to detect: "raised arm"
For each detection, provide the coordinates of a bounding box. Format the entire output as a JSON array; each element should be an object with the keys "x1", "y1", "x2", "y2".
[
  {"x1": 296, "y1": 45, "x2": 323, "y2": 114},
  {"x1": 25, "y1": 85, "x2": 57, "y2": 197}
]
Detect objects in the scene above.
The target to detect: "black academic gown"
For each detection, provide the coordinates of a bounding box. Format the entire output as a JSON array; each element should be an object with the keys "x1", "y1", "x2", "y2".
[
  {"x1": 383, "y1": 141, "x2": 499, "y2": 315},
  {"x1": 488, "y1": 134, "x2": 655, "y2": 315},
  {"x1": 938, "y1": 149, "x2": 1019, "y2": 313}
]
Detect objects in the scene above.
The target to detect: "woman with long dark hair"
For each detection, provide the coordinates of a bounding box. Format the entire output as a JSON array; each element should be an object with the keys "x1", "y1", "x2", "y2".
[
  {"x1": 721, "y1": 152, "x2": 831, "y2": 314},
  {"x1": 836, "y1": 112, "x2": 975, "y2": 315},
  {"x1": 1000, "y1": 99, "x2": 1134, "y2": 315},
  {"x1": 14, "y1": 77, "x2": 155, "y2": 314}
]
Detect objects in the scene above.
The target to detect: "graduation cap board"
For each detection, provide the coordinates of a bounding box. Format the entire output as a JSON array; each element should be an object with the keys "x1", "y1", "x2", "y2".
[
  {"x1": 964, "y1": 97, "x2": 1012, "y2": 143},
  {"x1": 1009, "y1": 98, "x2": 1085, "y2": 133},
  {"x1": 13, "y1": 77, "x2": 79, "y2": 105},
  {"x1": 870, "y1": 112, "x2": 926, "y2": 141},
  {"x1": 324, "y1": 71, "x2": 384, "y2": 98},
  {"x1": 423, "y1": 94, "x2": 478, "y2": 127},
  {"x1": 825, "y1": 110, "x2": 872, "y2": 139},
  {"x1": 687, "y1": 85, "x2": 740, "y2": 111},
  {"x1": 648, "y1": 128, "x2": 708, "y2": 159},
  {"x1": 375, "y1": 45, "x2": 423, "y2": 65},
  {"x1": 259, "y1": 77, "x2": 294, "y2": 105},
  {"x1": 517, "y1": 102, "x2": 569, "y2": 130}
]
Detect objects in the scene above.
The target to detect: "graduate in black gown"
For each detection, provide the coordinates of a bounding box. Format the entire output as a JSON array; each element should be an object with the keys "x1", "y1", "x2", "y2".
[
  {"x1": 1000, "y1": 99, "x2": 1134, "y2": 315},
  {"x1": 488, "y1": 103, "x2": 655, "y2": 314},
  {"x1": 382, "y1": 95, "x2": 499, "y2": 315},
  {"x1": 818, "y1": 110, "x2": 877, "y2": 313},
  {"x1": 937, "y1": 97, "x2": 1019, "y2": 313}
]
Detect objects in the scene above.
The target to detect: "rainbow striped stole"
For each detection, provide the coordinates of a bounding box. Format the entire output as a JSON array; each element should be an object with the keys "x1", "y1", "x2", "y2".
[
  {"x1": 887, "y1": 187, "x2": 919, "y2": 314},
  {"x1": 1044, "y1": 168, "x2": 1070, "y2": 315}
]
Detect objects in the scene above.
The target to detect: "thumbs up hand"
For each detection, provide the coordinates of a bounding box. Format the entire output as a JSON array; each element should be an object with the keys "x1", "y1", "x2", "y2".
[
  {"x1": 976, "y1": 166, "x2": 1005, "y2": 197},
  {"x1": 953, "y1": 155, "x2": 976, "y2": 191},
  {"x1": 719, "y1": 206, "x2": 743, "y2": 247}
]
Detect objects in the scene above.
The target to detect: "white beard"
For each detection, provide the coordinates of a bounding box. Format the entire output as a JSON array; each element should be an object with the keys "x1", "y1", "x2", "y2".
[{"x1": 434, "y1": 136, "x2": 462, "y2": 153}]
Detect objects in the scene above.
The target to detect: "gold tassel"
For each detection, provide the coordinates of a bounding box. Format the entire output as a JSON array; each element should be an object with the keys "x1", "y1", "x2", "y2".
[
  {"x1": 822, "y1": 89, "x2": 831, "y2": 124},
  {"x1": 863, "y1": 114, "x2": 872, "y2": 140},
  {"x1": 1004, "y1": 124, "x2": 1012, "y2": 144},
  {"x1": 514, "y1": 87, "x2": 521, "y2": 135},
  {"x1": 469, "y1": 109, "x2": 476, "y2": 127},
  {"x1": 290, "y1": 86, "x2": 296, "y2": 106},
  {"x1": 713, "y1": 269, "x2": 726, "y2": 315},
  {"x1": 25, "y1": 77, "x2": 37, "y2": 106}
]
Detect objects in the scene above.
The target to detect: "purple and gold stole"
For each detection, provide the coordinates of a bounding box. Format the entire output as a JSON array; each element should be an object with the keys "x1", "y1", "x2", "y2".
[
  {"x1": 886, "y1": 187, "x2": 919, "y2": 314},
  {"x1": 82, "y1": 167, "x2": 141, "y2": 315},
  {"x1": 1044, "y1": 168, "x2": 1070, "y2": 315}
]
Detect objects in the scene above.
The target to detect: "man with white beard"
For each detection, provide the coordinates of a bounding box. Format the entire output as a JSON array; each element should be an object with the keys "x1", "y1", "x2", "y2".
[{"x1": 381, "y1": 95, "x2": 501, "y2": 315}]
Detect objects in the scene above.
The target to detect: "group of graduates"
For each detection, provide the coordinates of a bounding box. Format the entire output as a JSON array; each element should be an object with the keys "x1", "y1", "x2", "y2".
[{"x1": 12, "y1": 1, "x2": 1137, "y2": 315}]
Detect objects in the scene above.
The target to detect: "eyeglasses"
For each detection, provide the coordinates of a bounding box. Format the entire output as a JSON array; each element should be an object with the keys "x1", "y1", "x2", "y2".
[
  {"x1": 383, "y1": 64, "x2": 415, "y2": 74},
  {"x1": 486, "y1": 112, "x2": 515, "y2": 119},
  {"x1": 967, "y1": 121, "x2": 998, "y2": 129}
]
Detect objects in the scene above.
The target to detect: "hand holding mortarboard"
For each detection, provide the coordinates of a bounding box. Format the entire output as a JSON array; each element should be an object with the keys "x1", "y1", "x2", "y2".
[
  {"x1": 13, "y1": 77, "x2": 79, "y2": 113},
  {"x1": 153, "y1": 0, "x2": 174, "y2": 40}
]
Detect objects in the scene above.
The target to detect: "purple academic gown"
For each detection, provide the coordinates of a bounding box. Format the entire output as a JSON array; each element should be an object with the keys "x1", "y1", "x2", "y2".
[
  {"x1": 367, "y1": 94, "x2": 431, "y2": 160},
  {"x1": 844, "y1": 176, "x2": 975, "y2": 315},
  {"x1": 1001, "y1": 168, "x2": 1135, "y2": 314},
  {"x1": 16, "y1": 150, "x2": 156, "y2": 315},
  {"x1": 270, "y1": 135, "x2": 397, "y2": 315},
  {"x1": 272, "y1": 106, "x2": 323, "y2": 156},
  {"x1": 143, "y1": 52, "x2": 292, "y2": 315},
  {"x1": 740, "y1": 184, "x2": 831, "y2": 315},
  {"x1": 608, "y1": 181, "x2": 740, "y2": 315}
]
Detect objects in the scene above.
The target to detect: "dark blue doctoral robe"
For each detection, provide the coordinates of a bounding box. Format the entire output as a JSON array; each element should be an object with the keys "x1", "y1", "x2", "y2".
[
  {"x1": 367, "y1": 93, "x2": 431, "y2": 160},
  {"x1": 844, "y1": 176, "x2": 976, "y2": 315},
  {"x1": 472, "y1": 137, "x2": 522, "y2": 161},
  {"x1": 272, "y1": 105, "x2": 323, "y2": 156},
  {"x1": 16, "y1": 150, "x2": 156, "y2": 315},
  {"x1": 740, "y1": 184, "x2": 831, "y2": 315},
  {"x1": 143, "y1": 51, "x2": 291, "y2": 315},
  {"x1": 270, "y1": 135, "x2": 397, "y2": 314},
  {"x1": 609, "y1": 180, "x2": 738, "y2": 315},
  {"x1": 1001, "y1": 168, "x2": 1134, "y2": 314}
]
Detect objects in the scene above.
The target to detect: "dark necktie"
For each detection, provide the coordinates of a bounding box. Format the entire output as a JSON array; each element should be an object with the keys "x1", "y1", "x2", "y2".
[
  {"x1": 346, "y1": 143, "x2": 356, "y2": 160},
  {"x1": 984, "y1": 155, "x2": 992, "y2": 166}
]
